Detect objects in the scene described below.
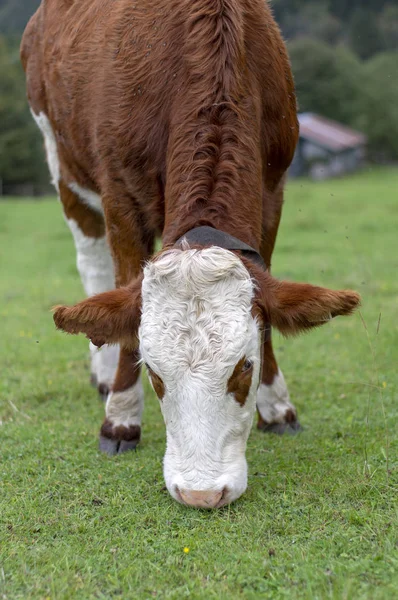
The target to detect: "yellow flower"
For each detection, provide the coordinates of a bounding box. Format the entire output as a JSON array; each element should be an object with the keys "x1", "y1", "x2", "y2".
[
  {"x1": 382, "y1": 381, "x2": 387, "y2": 389},
  {"x1": 183, "y1": 547, "x2": 190, "y2": 554}
]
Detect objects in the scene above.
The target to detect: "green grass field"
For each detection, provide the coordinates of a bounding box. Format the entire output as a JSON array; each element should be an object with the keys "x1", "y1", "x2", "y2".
[{"x1": 1, "y1": 168, "x2": 397, "y2": 599}]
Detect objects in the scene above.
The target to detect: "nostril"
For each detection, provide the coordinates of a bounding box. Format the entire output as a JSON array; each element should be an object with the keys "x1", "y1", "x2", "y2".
[
  {"x1": 174, "y1": 485, "x2": 183, "y2": 503},
  {"x1": 216, "y1": 486, "x2": 229, "y2": 508}
]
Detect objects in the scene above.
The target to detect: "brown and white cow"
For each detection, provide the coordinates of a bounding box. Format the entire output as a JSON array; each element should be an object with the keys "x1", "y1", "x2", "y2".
[{"x1": 21, "y1": 0, "x2": 360, "y2": 508}]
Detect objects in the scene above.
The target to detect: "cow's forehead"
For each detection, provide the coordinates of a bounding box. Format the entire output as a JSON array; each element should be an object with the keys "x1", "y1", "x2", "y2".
[
  {"x1": 143, "y1": 247, "x2": 252, "y2": 290},
  {"x1": 139, "y1": 248, "x2": 257, "y2": 373}
]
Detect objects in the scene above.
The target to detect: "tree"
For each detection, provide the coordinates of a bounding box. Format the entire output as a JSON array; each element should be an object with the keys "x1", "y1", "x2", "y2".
[
  {"x1": 0, "y1": 36, "x2": 47, "y2": 190},
  {"x1": 349, "y1": 8, "x2": 384, "y2": 60},
  {"x1": 280, "y1": 2, "x2": 342, "y2": 45},
  {"x1": 330, "y1": 0, "x2": 389, "y2": 21},
  {"x1": 0, "y1": 0, "x2": 40, "y2": 34},
  {"x1": 378, "y1": 4, "x2": 398, "y2": 52},
  {"x1": 272, "y1": 0, "x2": 391, "y2": 57},
  {"x1": 288, "y1": 38, "x2": 362, "y2": 127},
  {"x1": 360, "y1": 52, "x2": 398, "y2": 160}
]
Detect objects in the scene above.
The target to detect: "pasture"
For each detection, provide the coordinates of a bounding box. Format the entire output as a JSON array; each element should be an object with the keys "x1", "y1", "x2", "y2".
[{"x1": 1, "y1": 167, "x2": 397, "y2": 599}]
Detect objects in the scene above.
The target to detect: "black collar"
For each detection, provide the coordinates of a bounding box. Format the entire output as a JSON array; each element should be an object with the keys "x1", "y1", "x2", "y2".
[{"x1": 175, "y1": 226, "x2": 267, "y2": 270}]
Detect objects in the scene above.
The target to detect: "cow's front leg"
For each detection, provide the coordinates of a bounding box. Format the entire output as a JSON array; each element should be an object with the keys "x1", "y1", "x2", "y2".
[
  {"x1": 57, "y1": 182, "x2": 120, "y2": 398},
  {"x1": 258, "y1": 183, "x2": 301, "y2": 434},
  {"x1": 257, "y1": 339, "x2": 302, "y2": 434},
  {"x1": 100, "y1": 348, "x2": 144, "y2": 455},
  {"x1": 90, "y1": 343, "x2": 120, "y2": 400},
  {"x1": 98, "y1": 189, "x2": 154, "y2": 454}
]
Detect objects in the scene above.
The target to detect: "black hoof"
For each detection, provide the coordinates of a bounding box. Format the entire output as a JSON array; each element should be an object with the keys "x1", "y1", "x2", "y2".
[
  {"x1": 119, "y1": 440, "x2": 139, "y2": 453},
  {"x1": 258, "y1": 421, "x2": 303, "y2": 435},
  {"x1": 99, "y1": 420, "x2": 141, "y2": 455},
  {"x1": 99, "y1": 435, "x2": 139, "y2": 455}
]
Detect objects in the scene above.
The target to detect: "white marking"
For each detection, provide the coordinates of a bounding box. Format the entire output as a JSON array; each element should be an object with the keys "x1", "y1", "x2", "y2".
[
  {"x1": 139, "y1": 247, "x2": 262, "y2": 505},
  {"x1": 30, "y1": 109, "x2": 119, "y2": 390},
  {"x1": 105, "y1": 379, "x2": 144, "y2": 428},
  {"x1": 66, "y1": 218, "x2": 119, "y2": 388},
  {"x1": 90, "y1": 343, "x2": 120, "y2": 389},
  {"x1": 66, "y1": 219, "x2": 115, "y2": 297},
  {"x1": 256, "y1": 370, "x2": 296, "y2": 424},
  {"x1": 68, "y1": 182, "x2": 104, "y2": 215},
  {"x1": 30, "y1": 110, "x2": 60, "y2": 191}
]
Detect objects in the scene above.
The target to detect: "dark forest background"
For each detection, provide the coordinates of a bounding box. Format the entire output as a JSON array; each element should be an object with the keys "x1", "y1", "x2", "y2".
[{"x1": 0, "y1": 0, "x2": 397, "y2": 192}]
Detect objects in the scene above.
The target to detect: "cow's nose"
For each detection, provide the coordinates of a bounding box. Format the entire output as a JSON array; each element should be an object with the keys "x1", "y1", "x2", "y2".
[{"x1": 178, "y1": 488, "x2": 225, "y2": 509}]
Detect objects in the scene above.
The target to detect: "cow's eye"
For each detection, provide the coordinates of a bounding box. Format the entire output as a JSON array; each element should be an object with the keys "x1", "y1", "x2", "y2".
[
  {"x1": 228, "y1": 357, "x2": 254, "y2": 406},
  {"x1": 242, "y1": 359, "x2": 253, "y2": 373}
]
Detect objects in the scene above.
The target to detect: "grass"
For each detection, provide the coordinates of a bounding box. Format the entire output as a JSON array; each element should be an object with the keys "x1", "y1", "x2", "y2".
[{"x1": 1, "y1": 167, "x2": 397, "y2": 599}]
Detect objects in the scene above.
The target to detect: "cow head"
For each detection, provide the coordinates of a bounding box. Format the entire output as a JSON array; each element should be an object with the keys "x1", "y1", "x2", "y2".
[{"x1": 54, "y1": 247, "x2": 360, "y2": 508}]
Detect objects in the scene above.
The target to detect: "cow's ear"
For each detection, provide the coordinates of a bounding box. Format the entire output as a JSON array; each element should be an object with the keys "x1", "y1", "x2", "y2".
[
  {"x1": 53, "y1": 275, "x2": 143, "y2": 348},
  {"x1": 266, "y1": 278, "x2": 361, "y2": 336},
  {"x1": 245, "y1": 261, "x2": 360, "y2": 336}
]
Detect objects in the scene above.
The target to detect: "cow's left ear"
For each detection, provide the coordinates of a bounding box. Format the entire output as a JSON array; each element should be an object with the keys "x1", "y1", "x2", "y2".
[
  {"x1": 53, "y1": 274, "x2": 143, "y2": 348},
  {"x1": 245, "y1": 260, "x2": 360, "y2": 336}
]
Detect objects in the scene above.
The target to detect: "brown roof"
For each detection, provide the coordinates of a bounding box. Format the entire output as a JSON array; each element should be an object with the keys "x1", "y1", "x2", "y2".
[{"x1": 299, "y1": 113, "x2": 367, "y2": 152}]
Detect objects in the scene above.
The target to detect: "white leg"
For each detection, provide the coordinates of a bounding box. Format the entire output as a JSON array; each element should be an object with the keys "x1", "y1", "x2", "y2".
[
  {"x1": 105, "y1": 380, "x2": 144, "y2": 428},
  {"x1": 90, "y1": 343, "x2": 120, "y2": 392},
  {"x1": 99, "y1": 379, "x2": 144, "y2": 455},
  {"x1": 30, "y1": 109, "x2": 120, "y2": 393},
  {"x1": 66, "y1": 217, "x2": 120, "y2": 392},
  {"x1": 257, "y1": 370, "x2": 300, "y2": 431},
  {"x1": 66, "y1": 218, "x2": 114, "y2": 296}
]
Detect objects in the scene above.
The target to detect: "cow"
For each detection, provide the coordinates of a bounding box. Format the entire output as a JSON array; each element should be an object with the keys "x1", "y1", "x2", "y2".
[{"x1": 21, "y1": 0, "x2": 360, "y2": 509}]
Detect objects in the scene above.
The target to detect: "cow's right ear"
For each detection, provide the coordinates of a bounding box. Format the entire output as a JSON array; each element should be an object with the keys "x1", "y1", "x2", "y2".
[
  {"x1": 242, "y1": 259, "x2": 360, "y2": 336},
  {"x1": 53, "y1": 274, "x2": 143, "y2": 349}
]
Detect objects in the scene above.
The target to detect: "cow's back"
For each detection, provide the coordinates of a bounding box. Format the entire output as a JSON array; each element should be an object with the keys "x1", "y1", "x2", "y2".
[{"x1": 22, "y1": 0, "x2": 296, "y2": 197}]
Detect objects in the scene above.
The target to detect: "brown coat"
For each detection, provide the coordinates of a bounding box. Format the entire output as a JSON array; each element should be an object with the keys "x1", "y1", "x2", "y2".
[{"x1": 21, "y1": 0, "x2": 298, "y2": 268}]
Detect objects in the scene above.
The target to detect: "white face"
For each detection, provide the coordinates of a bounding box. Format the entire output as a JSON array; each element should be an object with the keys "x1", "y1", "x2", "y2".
[{"x1": 139, "y1": 247, "x2": 262, "y2": 508}]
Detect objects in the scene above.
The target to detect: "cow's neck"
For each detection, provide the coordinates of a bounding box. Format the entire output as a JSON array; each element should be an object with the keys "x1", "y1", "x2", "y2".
[
  {"x1": 162, "y1": 107, "x2": 263, "y2": 250},
  {"x1": 161, "y1": 1, "x2": 263, "y2": 250}
]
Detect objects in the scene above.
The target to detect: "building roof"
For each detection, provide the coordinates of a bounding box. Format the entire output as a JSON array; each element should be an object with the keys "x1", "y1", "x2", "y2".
[{"x1": 298, "y1": 113, "x2": 367, "y2": 152}]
